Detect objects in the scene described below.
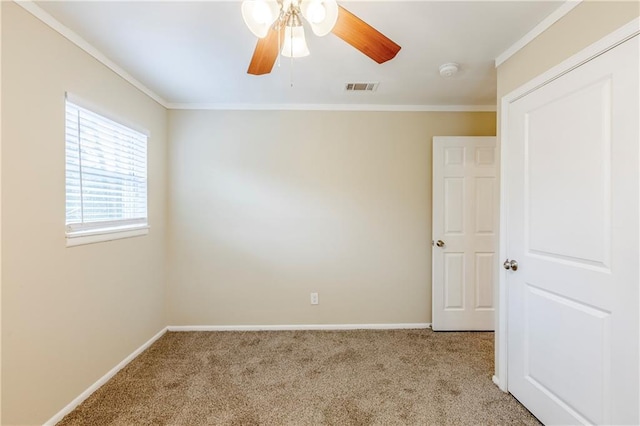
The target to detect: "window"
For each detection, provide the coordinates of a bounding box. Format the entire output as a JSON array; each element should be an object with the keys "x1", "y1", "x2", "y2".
[{"x1": 65, "y1": 97, "x2": 148, "y2": 246}]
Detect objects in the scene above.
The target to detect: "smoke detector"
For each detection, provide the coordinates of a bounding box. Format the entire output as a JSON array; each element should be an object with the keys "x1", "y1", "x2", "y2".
[{"x1": 439, "y1": 63, "x2": 459, "y2": 78}]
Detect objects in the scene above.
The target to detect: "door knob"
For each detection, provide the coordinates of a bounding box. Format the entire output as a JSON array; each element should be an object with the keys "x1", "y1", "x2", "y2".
[
  {"x1": 436, "y1": 240, "x2": 445, "y2": 248},
  {"x1": 503, "y1": 259, "x2": 518, "y2": 271}
]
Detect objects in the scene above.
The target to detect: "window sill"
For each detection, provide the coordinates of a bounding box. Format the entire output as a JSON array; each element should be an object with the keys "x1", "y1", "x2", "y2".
[{"x1": 66, "y1": 225, "x2": 149, "y2": 247}]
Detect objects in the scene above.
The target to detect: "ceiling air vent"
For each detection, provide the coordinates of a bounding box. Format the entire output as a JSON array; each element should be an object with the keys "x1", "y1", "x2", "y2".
[{"x1": 345, "y1": 82, "x2": 379, "y2": 92}]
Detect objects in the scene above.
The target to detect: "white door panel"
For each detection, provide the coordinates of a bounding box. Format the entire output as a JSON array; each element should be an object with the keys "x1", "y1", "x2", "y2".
[
  {"x1": 433, "y1": 137, "x2": 498, "y2": 330},
  {"x1": 475, "y1": 252, "x2": 495, "y2": 309},
  {"x1": 444, "y1": 253, "x2": 464, "y2": 309},
  {"x1": 505, "y1": 36, "x2": 639, "y2": 425}
]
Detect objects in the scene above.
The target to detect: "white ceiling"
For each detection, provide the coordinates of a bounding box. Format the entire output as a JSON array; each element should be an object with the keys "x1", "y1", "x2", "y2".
[{"x1": 34, "y1": 1, "x2": 564, "y2": 108}]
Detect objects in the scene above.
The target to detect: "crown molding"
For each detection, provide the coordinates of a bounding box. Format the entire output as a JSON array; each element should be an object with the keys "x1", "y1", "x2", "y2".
[
  {"x1": 495, "y1": 0, "x2": 583, "y2": 68},
  {"x1": 167, "y1": 103, "x2": 497, "y2": 112},
  {"x1": 14, "y1": 0, "x2": 170, "y2": 108}
]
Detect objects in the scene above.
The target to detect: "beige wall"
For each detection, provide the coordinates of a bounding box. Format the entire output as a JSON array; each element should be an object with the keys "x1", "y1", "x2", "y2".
[
  {"x1": 1, "y1": 4, "x2": 168, "y2": 424},
  {"x1": 495, "y1": 0, "x2": 639, "y2": 381},
  {"x1": 167, "y1": 110, "x2": 496, "y2": 326}
]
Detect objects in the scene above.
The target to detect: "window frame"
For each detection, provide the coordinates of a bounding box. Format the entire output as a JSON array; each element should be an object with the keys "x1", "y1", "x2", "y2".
[{"x1": 64, "y1": 93, "x2": 150, "y2": 247}]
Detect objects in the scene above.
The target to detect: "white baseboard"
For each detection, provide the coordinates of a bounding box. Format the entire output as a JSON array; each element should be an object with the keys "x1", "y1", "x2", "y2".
[
  {"x1": 43, "y1": 327, "x2": 168, "y2": 426},
  {"x1": 492, "y1": 375, "x2": 508, "y2": 393},
  {"x1": 492, "y1": 375, "x2": 500, "y2": 386},
  {"x1": 167, "y1": 323, "x2": 431, "y2": 332}
]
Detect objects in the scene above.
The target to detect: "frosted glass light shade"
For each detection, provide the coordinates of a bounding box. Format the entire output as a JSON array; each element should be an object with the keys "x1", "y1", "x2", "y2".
[
  {"x1": 300, "y1": 0, "x2": 338, "y2": 36},
  {"x1": 281, "y1": 25, "x2": 310, "y2": 58},
  {"x1": 305, "y1": 2, "x2": 326, "y2": 23},
  {"x1": 241, "y1": 0, "x2": 280, "y2": 38}
]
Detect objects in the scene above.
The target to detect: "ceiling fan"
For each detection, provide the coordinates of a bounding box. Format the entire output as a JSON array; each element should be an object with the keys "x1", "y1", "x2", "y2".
[{"x1": 241, "y1": 0, "x2": 401, "y2": 75}]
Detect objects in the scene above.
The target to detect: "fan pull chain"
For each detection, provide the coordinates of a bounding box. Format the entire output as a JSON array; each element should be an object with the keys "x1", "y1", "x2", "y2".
[{"x1": 289, "y1": 25, "x2": 294, "y2": 87}]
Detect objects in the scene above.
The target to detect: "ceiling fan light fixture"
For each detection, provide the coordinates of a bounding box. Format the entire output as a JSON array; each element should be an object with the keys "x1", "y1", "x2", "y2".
[
  {"x1": 245, "y1": 0, "x2": 401, "y2": 75},
  {"x1": 300, "y1": 0, "x2": 338, "y2": 36},
  {"x1": 241, "y1": 0, "x2": 279, "y2": 38},
  {"x1": 281, "y1": 24, "x2": 310, "y2": 58}
]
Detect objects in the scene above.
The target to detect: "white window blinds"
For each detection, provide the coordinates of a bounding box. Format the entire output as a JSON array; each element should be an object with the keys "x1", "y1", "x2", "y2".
[{"x1": 65, "y1": 100, "x2": 148, "y2": 235}]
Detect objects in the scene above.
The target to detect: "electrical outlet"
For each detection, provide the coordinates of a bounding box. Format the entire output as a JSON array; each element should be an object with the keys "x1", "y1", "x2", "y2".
[{"x1": 310, "y1": 292, "x2": 319, "y2": 305}]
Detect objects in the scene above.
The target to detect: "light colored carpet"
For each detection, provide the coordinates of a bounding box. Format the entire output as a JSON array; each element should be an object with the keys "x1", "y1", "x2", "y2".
[{"x1": 58, "y1": 329, "x2": 540, "y2": 425}]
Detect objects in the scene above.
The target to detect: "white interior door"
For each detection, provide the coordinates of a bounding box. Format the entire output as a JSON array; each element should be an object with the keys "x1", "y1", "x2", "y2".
[
  {"x1": 432, "y1": 137, "x2": 498, "y2": 331},
  {"x1": 504, "y1": 36, "x2": 639, "y2": 425}
]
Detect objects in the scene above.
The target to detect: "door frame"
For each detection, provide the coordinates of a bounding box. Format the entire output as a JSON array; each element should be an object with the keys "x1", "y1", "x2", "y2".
[{"x1": 495, "y1": 17, "x2": 640, "y2": 393}]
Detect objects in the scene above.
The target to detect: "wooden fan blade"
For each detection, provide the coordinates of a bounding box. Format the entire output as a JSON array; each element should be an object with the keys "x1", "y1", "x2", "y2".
[
  {"x1": 247, "y1": 27, "x2": 281, "y2": 75},
  {"x1": 331, "y1": 6, "x2": 401, "y2": 64}
]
